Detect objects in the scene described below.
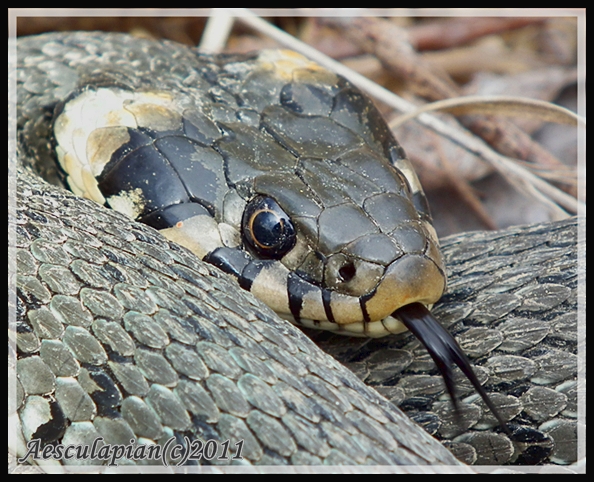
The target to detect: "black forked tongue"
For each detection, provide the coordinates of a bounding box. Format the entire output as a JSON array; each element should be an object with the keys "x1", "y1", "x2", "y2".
[{"x1": 395, "y1": 303, "x2": 510, "y2": 435}]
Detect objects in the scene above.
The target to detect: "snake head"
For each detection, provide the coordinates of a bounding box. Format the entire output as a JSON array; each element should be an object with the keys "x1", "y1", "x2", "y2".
[
  {"x1": 208, "y1": 50, "x2": 447, "y2": 336},
  {"x1": 53, "y1": 49, "x2": 446, "y2": 338}
]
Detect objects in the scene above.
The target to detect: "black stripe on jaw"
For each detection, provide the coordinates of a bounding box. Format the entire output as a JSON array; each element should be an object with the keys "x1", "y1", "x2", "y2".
[
  {"x1": 204, "y1": 246, "x2": 251, "y2": 283},
  {"x1": 395, "y1": 303, "x2": 510, "y2": 435},
  {"x1": 287, "y1": 272, "x2": 305, "y2": 324},
  {"x1": 238, "y1": 258, "x2": 277, "y2": 292},
  {"x1": 286, "y1": 272, "x2": 330, "y2": 326},
  {"x1": 359, "y1": 291, "x2": 373, "y2": 324},
  {"x1": 322, "y1": 288, "x2": 336, "y2": 324}
]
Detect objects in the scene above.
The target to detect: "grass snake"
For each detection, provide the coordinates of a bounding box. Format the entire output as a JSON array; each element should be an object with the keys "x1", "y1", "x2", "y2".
[{"x1": 10, "y1": 31, "x2": 582, "y2": 469}]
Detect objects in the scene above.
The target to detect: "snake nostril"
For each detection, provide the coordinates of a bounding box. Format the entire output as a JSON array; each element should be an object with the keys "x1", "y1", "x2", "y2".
[{"x1": 338, "y1": 263, "x2": 357, "y2": 283}]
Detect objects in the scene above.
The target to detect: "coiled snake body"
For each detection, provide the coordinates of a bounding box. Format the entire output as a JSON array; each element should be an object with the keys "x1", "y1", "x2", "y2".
[{"x1": 10, "y1": 31, "x2": 581, "y2": 469}]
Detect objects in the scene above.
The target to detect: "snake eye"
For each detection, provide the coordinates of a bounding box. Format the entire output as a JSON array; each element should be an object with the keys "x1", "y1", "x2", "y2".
[{"x1": 242, "y1": 196, "x2": 296, "y2": 259}]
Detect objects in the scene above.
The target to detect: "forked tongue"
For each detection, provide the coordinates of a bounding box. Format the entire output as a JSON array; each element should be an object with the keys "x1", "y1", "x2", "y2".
[{"x1": 394, "y1": 302, "x2": 510, "y2": 435}]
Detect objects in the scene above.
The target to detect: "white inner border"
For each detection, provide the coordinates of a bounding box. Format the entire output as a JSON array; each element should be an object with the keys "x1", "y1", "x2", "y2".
[{"x1": 8, "y1": 8, "x2": 586, "y2": 475}]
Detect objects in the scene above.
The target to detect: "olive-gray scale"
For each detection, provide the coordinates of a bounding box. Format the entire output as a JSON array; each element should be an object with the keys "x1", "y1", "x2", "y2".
[{"x1": 12, "y1": 31, "x2": 580, "y2": 470}]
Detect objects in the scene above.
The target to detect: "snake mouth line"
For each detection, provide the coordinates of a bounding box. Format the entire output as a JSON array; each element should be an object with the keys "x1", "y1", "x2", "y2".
[
  {"x1": 206, "y1": 244, "x2": 445, "y2": 338},
  {"x1": 278, "y1": 312, "x2": 409, "y2": 338}
]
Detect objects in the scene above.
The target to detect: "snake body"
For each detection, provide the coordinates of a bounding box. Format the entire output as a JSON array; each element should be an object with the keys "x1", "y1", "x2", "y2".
[{"x1": 11, "y1": 31, "x2": 581, "y2": 468}]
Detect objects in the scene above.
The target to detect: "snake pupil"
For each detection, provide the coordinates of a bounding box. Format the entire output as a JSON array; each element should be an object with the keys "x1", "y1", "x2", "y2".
[
  {"x1": 252, "y1": 211, "x2": 285, "y2": 247},
  {"x1": 242, "y1": 195, "x2": 296, "y2": 259}
]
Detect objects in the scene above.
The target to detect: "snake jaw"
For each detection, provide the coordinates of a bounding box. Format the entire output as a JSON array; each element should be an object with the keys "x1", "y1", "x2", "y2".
[
  {"x1": 395, "y1": 303, "x2": 510, "y2": 435},
  {"x1": 362, "y1": 254, "x2": 446, "y2": 322}
]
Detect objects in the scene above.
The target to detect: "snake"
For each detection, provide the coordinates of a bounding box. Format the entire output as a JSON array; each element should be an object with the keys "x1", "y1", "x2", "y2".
[{"x1": 10, "y1": 31, "x2": 581, "y2": 469}]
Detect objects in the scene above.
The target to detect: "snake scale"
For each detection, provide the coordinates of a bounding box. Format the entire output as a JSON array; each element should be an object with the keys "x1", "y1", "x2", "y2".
[{"x1": 9, "y1": 31, "x2": 582, "y2": 470}]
